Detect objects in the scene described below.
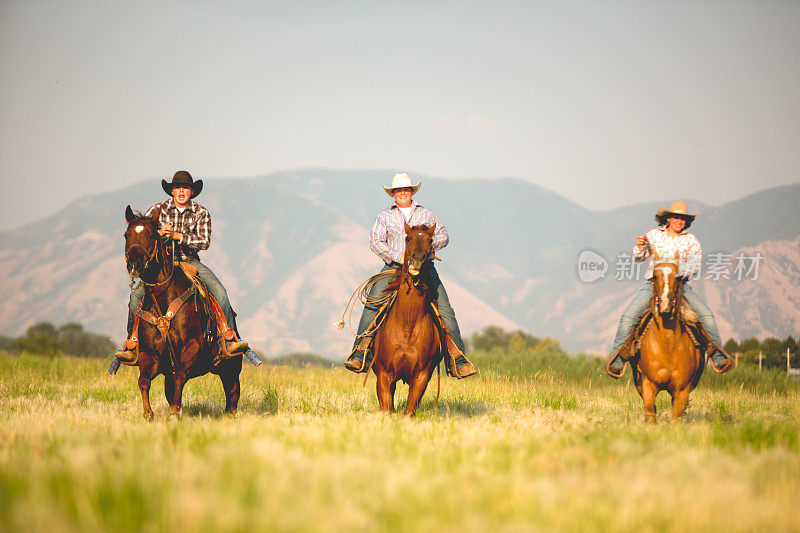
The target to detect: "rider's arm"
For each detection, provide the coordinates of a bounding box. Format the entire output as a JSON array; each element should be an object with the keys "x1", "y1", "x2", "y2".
[
  {"x1": 430, "y1": 213, "x2": 449, "y2": 252},
  {"x1": 682, "y1": 234, "x2": 702, "y2": 279},
  {"x1": 369, "y1": 214, "x2": 395, "y2": 264},
  {"x1": 632, "y1": 229, "x2": 655, "y2": 262},
  {"x1": 179, "y1": 208, "x2": 211, "y2": 250}
]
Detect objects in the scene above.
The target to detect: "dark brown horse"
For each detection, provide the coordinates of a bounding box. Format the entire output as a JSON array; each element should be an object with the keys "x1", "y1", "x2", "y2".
[
  {"x1": 372, "y1": 223, "x2": 442, "y2": 416},
  {"x1": 632, "y1": 253, "x2": 704, "y2": 422},
  {"x1": 124, "y1": 205, "x2": 242, "y2": 419}
]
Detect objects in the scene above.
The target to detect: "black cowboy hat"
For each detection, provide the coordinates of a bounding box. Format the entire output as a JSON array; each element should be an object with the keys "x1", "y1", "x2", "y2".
[{"x1": 161, "y1": 170, "x2": 203, "y2": 198}]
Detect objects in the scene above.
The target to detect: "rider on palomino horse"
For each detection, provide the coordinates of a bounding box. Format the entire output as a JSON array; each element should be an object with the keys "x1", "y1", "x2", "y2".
[
  {"x1": 344, "y1": 173, "x2": 477, "y2": 378},
  {"x1": 110, "y1": 171, "x2": 248, "y2": 369},
  {"x1": 605, "y1": 200, "x2": 735, "y2": 378}
]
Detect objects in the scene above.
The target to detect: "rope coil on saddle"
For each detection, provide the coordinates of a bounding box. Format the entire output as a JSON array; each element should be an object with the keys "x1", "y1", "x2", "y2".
[{"x1": 336, "y1": 269, "x2": 397, "y2": 337}]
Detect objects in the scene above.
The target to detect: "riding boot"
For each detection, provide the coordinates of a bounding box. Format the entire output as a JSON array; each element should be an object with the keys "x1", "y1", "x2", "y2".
[
  {"x1": 209, "y1": 296, "x2": 248, "y2": 356},
  {"x1": 113, "y1": 336, "x2": 139, "y2": 365},
  {"x1": 345, "y1": 335, "x2": 374, "y2": 373},
  {"x1": 605, "y1": 336, "x2": 635, "y2": 379}
]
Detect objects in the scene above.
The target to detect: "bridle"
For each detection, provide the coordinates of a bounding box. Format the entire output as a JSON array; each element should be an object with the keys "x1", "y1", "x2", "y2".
[{"x1": 125, "y1": 221, "x2": 175, "y2": 289}]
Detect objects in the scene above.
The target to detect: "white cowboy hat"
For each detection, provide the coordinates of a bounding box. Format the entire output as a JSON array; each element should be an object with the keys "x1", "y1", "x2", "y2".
[
  {"x1": 383, "y1": 173, "x2": 421, "y2": 197},
  {"x1": 655, "y1": 200, "x2": 698, "y2": 220}
]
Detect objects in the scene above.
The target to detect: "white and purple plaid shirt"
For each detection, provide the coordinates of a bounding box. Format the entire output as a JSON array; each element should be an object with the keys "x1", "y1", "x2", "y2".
[
  {"x1": 370, "y1": 202, "x2": 449, "y2": 265},
  {"x1": 145, "y1": 198, "x2": 211, "y2": 260},
  {"x1": 633, "y1": 226, "x2": 702, "y2": 280}
]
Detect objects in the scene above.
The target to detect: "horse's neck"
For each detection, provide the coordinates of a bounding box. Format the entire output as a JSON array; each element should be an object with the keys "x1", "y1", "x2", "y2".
[{"x1": 392, "y1": 273, "x2": 429, "y2": 326}]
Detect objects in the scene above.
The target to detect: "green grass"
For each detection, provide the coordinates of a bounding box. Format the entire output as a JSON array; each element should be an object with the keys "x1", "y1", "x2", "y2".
[{"x1": 0, "y1": 351, "x2": 798, "y2": 532}]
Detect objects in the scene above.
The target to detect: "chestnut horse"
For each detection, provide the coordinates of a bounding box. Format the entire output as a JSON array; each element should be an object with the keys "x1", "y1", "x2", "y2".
[
  {"x1": 632, "y1": 253, "x2": 704, "y2": 422},
  {"x1": 124, "y1": 205, "x2": 242, "y2": 419},
  {"x1": 372, "y1": 223, "x2": 442, "y2": 416}
]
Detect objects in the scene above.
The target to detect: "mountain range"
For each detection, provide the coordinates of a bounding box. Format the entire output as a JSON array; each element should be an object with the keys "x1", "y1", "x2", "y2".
[{"x1": 1, "y1": 169, "x2": 798, "y2": 357}]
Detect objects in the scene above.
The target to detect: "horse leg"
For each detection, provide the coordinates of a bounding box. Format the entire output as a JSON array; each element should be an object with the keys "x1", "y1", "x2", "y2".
[
  {"x1": 219, "y1": 358, "x2": 242, "y2": 416},
  {"x1": 640, "y1": 378, "x2": 659, "y2": 423},
  {"x1": 404, "y1": 370, "x2": 432, "y2": 417},
  {"x1": 138, "y1": 359, "x2": 155, "y2": 421},
  {"x1": 168, "y1": 369, "x2": 188, "y2": 418},
  {"x1": 375, "y1": 370, "x2": 395, "y2": 413},
  {"x1": 671, "y1": 387, "x2": 690, "y2": 421}
]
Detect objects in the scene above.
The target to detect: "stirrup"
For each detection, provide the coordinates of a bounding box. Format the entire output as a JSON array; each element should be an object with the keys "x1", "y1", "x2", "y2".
[
  {"x1": 453, "y1": 356, "x2": 477, "y2": 379},
  {"x1": 345, "y1": 350, "x2": 371, "y2": 374},
  {"x1": 604, "y1": 353, "x2": 627, "y2": 379}
]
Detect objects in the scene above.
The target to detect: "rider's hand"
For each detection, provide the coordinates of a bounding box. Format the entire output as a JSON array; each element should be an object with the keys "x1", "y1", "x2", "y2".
[
  {"x1": 159, "y1": 223, "x2": 174, "y2": 238},
  {"x1": 636, "y1": 234, "x2": 647, "y2": 248}
]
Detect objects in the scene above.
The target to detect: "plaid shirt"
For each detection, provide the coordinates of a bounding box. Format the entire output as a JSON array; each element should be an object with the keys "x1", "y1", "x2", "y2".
[
  {"x1": 370, "y1": 201, "x2": 449, "y2": 265},
  {"x1": 145, "y1": 198, "x2": 211, "y2": 260},
  {"x1": 633, "y1": 226, "x2": 702, "y2": 280}
]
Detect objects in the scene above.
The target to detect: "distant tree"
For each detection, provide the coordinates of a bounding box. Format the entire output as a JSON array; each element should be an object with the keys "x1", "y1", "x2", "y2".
[
  {"x1": 740, "y1": 337, "x2": 760, "y2": 352},
  {"x1": 58, "y1": 322, "x2": 115, "y2": 358},
  {"x1": 723, "y1": 338, "x2": 740, "y2": 354},
  {"x1": 470, "y1": 326, "x2": 561, "y2": 353},
  {"x1": 13, "y1": 322, "x2": 62, "y2": 357},
  {"x1": 780, "y1": 335, "x2": 798, "y2": 354},
  {"x1": 761, "y1": 337, "x2": 782, "y2": 354},
  {"x1": 0, "y1": 335, "x2": 17, "y2": 352}
]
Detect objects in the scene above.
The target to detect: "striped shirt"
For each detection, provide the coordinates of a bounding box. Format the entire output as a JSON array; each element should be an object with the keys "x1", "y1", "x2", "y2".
[
  {"x1": 370, "y1": 202, "x2": 449, "y2": 265},
  {"x1": 633, "y1": 226, "x2": 702, "y2": 280},
  {"x1": 145, "y1": 198, "x2": 211, "y2": 260}
]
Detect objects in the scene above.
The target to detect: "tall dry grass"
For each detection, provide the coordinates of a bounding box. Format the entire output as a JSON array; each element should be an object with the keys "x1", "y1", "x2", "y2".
[{"x1": 1, "y1": 351, "x2": 798, "y2": 532}]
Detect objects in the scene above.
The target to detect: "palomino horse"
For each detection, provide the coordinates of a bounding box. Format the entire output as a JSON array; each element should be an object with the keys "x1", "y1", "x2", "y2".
[
  {"x1": 124, "y1": 205, "x2": 242, "y2": 419},
  {"x1": 372, "y1": 223, "x2": 442, "y2": 416},
  {"x1": 632, "y1": 253, "x2": 704, "y2": 421}
]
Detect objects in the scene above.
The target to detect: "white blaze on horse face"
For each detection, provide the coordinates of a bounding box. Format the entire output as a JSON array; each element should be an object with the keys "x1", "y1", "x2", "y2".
[{"x1": 135, "y1": 225, "x2": 144, "y2": 234}]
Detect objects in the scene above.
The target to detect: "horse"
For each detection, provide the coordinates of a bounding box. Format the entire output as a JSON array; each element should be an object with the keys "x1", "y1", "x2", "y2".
[
  {"x1": 123, "y1": 205, "x2": 242, "y2": 419},
  {"x1": 372, "y1": 222, "x2": 442, "y2": 416},
  {"x1": 631, "y1": 253, "x2": 704, "y2": 422}
]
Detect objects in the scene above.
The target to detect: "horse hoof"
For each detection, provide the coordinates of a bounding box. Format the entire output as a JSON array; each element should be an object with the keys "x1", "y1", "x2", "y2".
[
  {"x1": 143, "y1": 411, "x2": 154, "y2": 421},
  {"x1": 168, "y1": 411, "x2": 182, "y2": 420},
  {"x1": 225, "y1": 408, "x2": 238, "y2": 418}
]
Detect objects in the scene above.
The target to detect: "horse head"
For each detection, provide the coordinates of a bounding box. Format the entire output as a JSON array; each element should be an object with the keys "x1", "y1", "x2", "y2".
[
  {"x1": 124, "y1": 205, "x2": 163, "y2": 279},
  {"x1": 652, "y1": 251, "x2": 680, "y2": 316},
  {"x1": 403, "y1": 222, "x2": 436, "y2": 277}
]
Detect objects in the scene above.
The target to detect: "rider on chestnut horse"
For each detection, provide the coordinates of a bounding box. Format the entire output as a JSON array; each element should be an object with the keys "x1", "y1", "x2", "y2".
[
  {"x1": 344, "y1": 173, "x2": 477, "y2": 379},
  {"x1": 605, "y1": 200, "x2": 735, "y2": 378},
  {"x1": 110, "y1": 170, "x2": 248, "y2": 370}
]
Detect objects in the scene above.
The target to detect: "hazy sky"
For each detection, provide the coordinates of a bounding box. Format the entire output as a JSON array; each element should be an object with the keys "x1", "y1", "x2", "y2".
[{"x1": 1, "y1": 0, "x2": 799, "y2": 231}]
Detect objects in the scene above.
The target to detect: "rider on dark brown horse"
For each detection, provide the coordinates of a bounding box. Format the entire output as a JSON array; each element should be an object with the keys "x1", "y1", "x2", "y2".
[
  {"x1": 111, "y1": 171, "x2": 248, "y2": 368},
  {"x1": 605, "y1": 200, "x2": 735, "y2": 378},
  {"x1": 344, "y1": 173, "x2": 477, "y2": 378}
]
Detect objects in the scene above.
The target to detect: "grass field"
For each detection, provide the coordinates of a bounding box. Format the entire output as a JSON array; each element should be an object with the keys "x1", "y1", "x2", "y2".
[{"x1": 1, "y1": 350, "x2": 799, "y2": 532}]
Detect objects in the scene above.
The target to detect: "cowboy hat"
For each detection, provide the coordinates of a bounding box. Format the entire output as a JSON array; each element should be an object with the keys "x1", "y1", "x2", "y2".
[
  {"x1": 383, "y1": 173, "x2": 421, "y2": 197},
  {"x1": 161, "y1": 170, "x2": 203, "y2": 198},
  {"x1": 656, "y1": 200, "x2": 697, "y2": 220}
]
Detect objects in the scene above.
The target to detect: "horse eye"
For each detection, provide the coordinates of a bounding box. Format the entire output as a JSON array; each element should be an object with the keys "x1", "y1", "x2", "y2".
[{"x1": 405, "y1": 236, "x2": 410, "y2": 241}]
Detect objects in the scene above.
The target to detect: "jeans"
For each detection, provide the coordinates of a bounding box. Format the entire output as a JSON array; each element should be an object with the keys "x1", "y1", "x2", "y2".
[
  {"x1": 610, "y1": 280, "x2": 722, "y2": 354},
  {"x1": 126, "y1": 259, "x2": 235, "y2": 337},
  {"x1": 353, "y1": 262, "x2": 466, "y2": 354}
]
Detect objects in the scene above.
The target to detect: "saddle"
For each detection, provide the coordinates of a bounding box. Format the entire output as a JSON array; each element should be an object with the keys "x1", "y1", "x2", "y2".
[
  {"x1": 121, "y1": 262, "x2": 243, "y2": 367},
  {"x1": 349, "y1": 294, "x2": 468, "y2": 378},
  {"x1": 614, "y1": 298, "x2": 721, "y2": 366}
]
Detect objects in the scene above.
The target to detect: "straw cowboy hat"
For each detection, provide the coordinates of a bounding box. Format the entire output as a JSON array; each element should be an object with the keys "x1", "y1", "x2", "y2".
[
  {"x1": 161, "y1": 170, "x2": 203, "y2": 198},
  {"x1": 383, "y1": 173, "x2": 421, "y2": 197},
  {"x1": 655, "y1": 200, "x2": 697, "y2": 226}
]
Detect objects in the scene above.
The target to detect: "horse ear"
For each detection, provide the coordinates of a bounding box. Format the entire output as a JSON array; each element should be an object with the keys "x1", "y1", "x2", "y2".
[
  {"x1": 427, "y1": 223, "x2": 436, "y2": 235},
  {"x1": 125, "y1": 205, "x2": 135, "y2": 223},
  {"x1": 404, "y1": 221, "x2": 412, "y2": 234},
  {"x1": 150, "y1": 206, "x2": 161, "y2": 222}
]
